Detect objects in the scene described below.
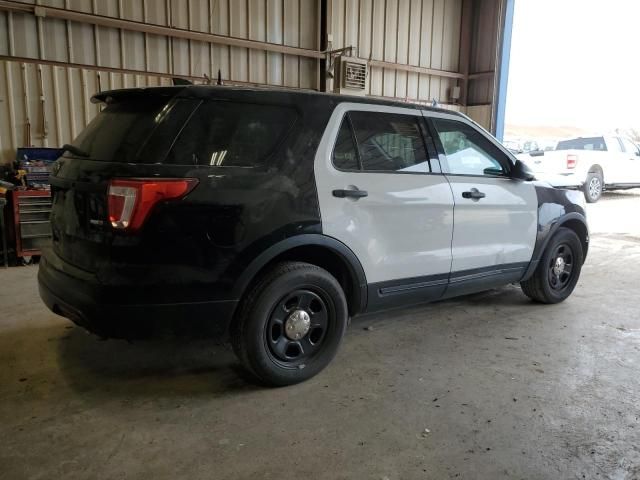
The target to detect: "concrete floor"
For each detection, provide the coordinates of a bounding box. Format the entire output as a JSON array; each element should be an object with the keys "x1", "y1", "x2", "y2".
[{"x1": 1, "y1": 190, "x2": 640, "y2": 480}]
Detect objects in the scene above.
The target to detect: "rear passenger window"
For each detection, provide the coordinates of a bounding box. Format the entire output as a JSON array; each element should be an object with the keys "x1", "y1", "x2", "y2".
[
  {"x1": 349, "y1": 112, "x2": 431, "y2": 173},
  {"x1": 165, "y1": 100, "x2": 296, "y2": 167}
]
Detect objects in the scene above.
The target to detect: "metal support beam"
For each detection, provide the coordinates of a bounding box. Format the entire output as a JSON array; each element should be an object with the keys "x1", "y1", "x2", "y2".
[
  {"x1": 458, "y1": 0, "x2": 474, "y2": 105},
  {"x1": 0, "y1": 55, "x2": 269, "y2": 89},
  {"x1": 319, "y1": 0, "x2": 329, "y2": 92},
  {"x1": 494, "y1": 0, "x2": 515, "y2": 141},
  {"x1": 468, "y1": 71, "x2": 495, "y2": 80},
  {"x1": 368, "y1": 60, "x2": 465, "y2": 80}
]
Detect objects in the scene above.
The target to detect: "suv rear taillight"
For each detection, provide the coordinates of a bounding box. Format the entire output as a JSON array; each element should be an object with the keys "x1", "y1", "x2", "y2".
[
  {"x1": 566, "y1": 154, "x2": 578, "y2": 169},
  {"x1": 108, "y1": 178, "x2": 198, "y2": 231}
]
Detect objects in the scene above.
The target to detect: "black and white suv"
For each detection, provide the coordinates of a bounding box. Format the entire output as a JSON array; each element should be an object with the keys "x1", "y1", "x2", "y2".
[{"x1": 39, "y1": 86, "x2": 589, "y2": 386}]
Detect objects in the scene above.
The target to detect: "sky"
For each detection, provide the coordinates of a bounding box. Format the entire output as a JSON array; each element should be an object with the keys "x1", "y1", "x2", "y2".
[{"x1": 505, "y1": 0, "x2": 640, "y2": 131}]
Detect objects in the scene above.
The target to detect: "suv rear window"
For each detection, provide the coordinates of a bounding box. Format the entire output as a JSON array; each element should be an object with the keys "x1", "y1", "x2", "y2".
[
  {"x1": 67, "y1": 97, "x2": 296, "y2": 166},
  {"x1": 164, "y1": 100, "x2": 296, "y2": 167},
  {"x1": 68, "y1": 97, "x2": 179, "y2": 163},
  {"x1": 556, "y1": 137, "x2": 606, "y2": 151}
]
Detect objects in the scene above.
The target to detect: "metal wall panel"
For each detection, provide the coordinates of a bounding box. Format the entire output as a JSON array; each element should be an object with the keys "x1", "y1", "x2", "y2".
[
  {"x1": 330, "y1": 0, "x2": 463, "y2": 104},
  {"x1": 0, "y1": 0, "x2": 504, "y2": 163},
  {"x1": 0, "y1": 0, "x2": 320, "y2": 163},
  {"x1": 0, "y1": 59, "x2": 172, "y2": 162},
  {"x1": 0, "y1": 0, "x2": 319, "y2": 83},
  {"x1": 467, "y1": 0, "x2": 500, "y2": 106},
  {"x1": 466, "y1": 104, "x2": 492, "y2": 128}
]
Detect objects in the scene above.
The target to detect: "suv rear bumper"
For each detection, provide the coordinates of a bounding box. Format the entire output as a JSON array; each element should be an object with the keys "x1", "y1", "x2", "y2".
[{"x1": 38, "y1": 252, "x2": 237, "y2": 339}]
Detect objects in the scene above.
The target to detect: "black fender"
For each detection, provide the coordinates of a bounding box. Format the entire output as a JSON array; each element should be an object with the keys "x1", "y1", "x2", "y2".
[
  {"x1": 231, "y1": 234, "x2": 368, "y2": 314},
  {"x1": 521, "y1": 211, "x2": 589, "y2": 281}
]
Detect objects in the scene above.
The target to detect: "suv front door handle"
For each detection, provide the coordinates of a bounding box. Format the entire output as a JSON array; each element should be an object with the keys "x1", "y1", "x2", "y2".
[
  {"x1": 333, "y1": 188, "x2": 368, "y2": 199},
  {"x1": 462, "y1": 188, "x2": 486, "y2": 200}
]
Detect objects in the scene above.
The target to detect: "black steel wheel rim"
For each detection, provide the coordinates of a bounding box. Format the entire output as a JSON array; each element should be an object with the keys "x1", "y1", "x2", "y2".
[
  {"x1": 548, "y1": 243, "x2": 574, "y2": 291},
  {"x1": 265, "y1": 289, "x2": 332, "y2": 367}
]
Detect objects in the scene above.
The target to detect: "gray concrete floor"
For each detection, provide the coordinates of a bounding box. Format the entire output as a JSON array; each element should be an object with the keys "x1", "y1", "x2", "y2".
[{"x1": 1, "y1": 190, "x2": 640, "y2": 480}]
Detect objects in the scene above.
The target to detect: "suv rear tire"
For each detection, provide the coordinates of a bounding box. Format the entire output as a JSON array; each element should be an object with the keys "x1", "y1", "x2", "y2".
[
  {"x1": 231, "y1": 261, "x2": 348, "y2": 386},
  {"x1": 520, "y1": 227, "x2": 584, "y2": 304}
]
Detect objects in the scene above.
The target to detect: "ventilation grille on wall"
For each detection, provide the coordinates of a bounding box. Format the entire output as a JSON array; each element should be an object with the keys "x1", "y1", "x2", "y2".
[
  {"x1": 334, "y1": 57, "x2": 368, "y2": 96},
  {"x1": 343, "y1": 61, "x2": 367, "y2": 90}
]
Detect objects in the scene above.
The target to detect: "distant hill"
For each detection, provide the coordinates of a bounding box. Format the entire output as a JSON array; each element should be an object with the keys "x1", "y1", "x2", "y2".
[{"x1": 505, "y1": 124, "x2": 592, "y2": 141}]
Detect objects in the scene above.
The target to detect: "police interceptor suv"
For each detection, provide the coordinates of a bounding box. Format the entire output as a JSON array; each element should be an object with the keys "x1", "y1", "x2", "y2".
[{"x1": 39, "y1": 86, "x2": 589, "y2": 386}]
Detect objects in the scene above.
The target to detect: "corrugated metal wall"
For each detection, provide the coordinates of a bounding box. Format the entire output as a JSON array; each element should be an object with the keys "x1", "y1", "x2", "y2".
[
  {"x1": 0, "y1": 0, "x2": 319, "y2": 85},
  {"x1": 0, "y1": 0, "x2": 505, "y2": 164},
  {"x1": 0, "y1": 61, "x2": 173, "y2": 155},
  {"x1": 329, "y1": 0, "x2": 462, "y2": 104},
  {"x1": 465, "y1": 0, "x2": 502, "y2": 129},
  {"x1": 0, "y1": 0, "x2": 320, "y2": 163},
  {"x1": 468, "y1": 0, "x2": 500, "y2": 105}
]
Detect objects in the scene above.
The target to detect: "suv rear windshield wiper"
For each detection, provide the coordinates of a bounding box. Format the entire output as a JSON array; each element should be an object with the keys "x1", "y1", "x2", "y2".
[{"x1": 61, "y1": 144, "x2": 90, "y2": 157}]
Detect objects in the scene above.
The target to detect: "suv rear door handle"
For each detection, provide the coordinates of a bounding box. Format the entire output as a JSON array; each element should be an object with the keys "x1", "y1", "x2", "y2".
[
  {"x1": 462, "y1": 188, "x2": 486, "y2": 200},
  {"x1": 333, "y1": 188, "x2": 368, "y2": 199}
]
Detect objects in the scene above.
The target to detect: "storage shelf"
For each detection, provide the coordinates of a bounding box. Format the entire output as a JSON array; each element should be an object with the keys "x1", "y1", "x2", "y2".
[
  {"x1": 21, "y1": 233, "x2": 52, "y2": 239},
  {"x1": 18, "y1": 201, "x2": 52, "y2": 206},
  {"x1": 18, "y1": 209, "x2": 51, "y2": 214}
]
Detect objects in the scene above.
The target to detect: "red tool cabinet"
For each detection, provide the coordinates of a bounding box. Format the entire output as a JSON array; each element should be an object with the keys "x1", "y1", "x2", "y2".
[{"x1": 11, "y1": 189, "x2": 52, "y2": 259}]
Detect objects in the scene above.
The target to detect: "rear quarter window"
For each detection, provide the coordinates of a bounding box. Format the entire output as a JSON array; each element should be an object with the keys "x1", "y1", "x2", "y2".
[
  {"x1": 556, "y1": 137, "x2": 607, "y2": 151},
  {"x1": 164, "y1": 100, "x2": 297, "y2": 167}
]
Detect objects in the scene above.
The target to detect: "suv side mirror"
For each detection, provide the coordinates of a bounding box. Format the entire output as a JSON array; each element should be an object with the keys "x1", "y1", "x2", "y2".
[{"x1": 511, "y1": 159, "x2": 535, "y2": 181}]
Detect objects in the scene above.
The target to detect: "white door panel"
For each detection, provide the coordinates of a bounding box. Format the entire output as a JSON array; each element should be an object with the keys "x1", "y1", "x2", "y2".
[
  {"x1": 624, "y1": 156, "x2": 640, "y2": 183},
  {"x1": 320, "y1": 176, "x2": 454, "y2": 283},
  {"x1": 605, "y1": 153, "x2": 640, "y2": 185},
  {"x1": 314, "y1": 102, "x2": 454, "y2": 284},
  {"x1": 617, "y1": 137, "x2": 640, "y2": 183},
  {"x1": 446, "y1": 176, "x2": 538, "y2": 272},
  {"x1": 603, "y1": 137, "x2": 626, "y2": 184},
  {"x1": 631, "y1": 158, "x2": 640, "y2": 183},
  {"x1": 426, "y1": 112, "x2": 538, "y2": 273},
  {"x1": 607, "y1": 156, "x2": 626, "y2": 185}
]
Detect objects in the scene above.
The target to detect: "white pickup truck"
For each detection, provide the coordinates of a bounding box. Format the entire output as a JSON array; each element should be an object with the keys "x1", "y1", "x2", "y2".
[{"x1": 517, "y1": 136, "x2": 640, "y2": 202}]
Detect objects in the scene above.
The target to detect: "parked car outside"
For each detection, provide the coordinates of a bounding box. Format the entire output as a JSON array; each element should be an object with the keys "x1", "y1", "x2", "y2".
[
  {"x1": 517, "y1": 135, "x2": 640, "y2": 202},
  {"x1": 38, "y1": 86, "x2": 589, "y2": 386},
  {"x1": 503, "y1": 139, "x2": 523, "y2": 154}
]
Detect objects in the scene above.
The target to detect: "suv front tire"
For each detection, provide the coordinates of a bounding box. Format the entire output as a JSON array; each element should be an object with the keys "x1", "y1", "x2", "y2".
[{"x1": 520, "y1": 227, "x2": 584, "y2": 304}]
